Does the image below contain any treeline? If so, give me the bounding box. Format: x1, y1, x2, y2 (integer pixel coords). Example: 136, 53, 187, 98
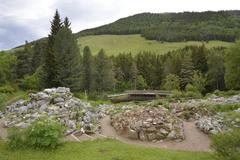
78, 11, 240, 42
1, 10, 240, 97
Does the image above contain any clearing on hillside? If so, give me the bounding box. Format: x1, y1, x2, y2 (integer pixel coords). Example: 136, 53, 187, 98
78, 34, 233, 55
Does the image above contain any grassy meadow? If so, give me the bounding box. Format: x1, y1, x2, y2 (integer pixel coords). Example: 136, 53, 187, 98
78, 34, 233, 55
0, 139, 214, 160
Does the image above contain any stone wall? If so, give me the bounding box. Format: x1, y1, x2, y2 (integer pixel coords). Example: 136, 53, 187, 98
111, 107, 184, 141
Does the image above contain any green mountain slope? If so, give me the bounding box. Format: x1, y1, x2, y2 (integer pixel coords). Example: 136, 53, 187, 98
77, 11, 240, 42
78, 34, 233, 55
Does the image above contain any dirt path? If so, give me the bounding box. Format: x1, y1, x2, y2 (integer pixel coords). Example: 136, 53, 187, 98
0, 119, 7, 140
100, 116, 212, 152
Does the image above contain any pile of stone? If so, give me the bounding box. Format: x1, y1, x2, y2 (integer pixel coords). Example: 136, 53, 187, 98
111, 107, 184, 141
1, 87, 101, 134
195, 115, 228, 134
169, 102, 214, 121
208, 94, 240, 105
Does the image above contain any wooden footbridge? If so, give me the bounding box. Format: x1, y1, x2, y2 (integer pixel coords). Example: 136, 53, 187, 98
108, 90, 172, 103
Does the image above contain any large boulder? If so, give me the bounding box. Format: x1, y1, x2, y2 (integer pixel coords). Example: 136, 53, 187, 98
111, 107, 184, 141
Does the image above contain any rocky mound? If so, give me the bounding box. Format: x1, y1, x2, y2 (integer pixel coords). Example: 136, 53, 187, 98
195, 115, 228, 134
1, 87, 101, 134
169, 102, 214, 121
111, 107, 184, 141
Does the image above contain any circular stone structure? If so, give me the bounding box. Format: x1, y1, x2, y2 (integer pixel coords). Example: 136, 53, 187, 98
111, 107, 184, 141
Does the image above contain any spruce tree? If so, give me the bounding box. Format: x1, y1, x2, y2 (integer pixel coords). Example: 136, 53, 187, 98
31, 40, 47, 72
82, 46, 93, 93
191, 45, 208, 74
15, 41, 33, 79
130, 61, 138, 90
207, 49, 225, 91
225, 41, 240, 90
53, 17, 81, 91
63, 17, 71, 28
180, 54, 194, 90
94, 49, 115, 92
43, 10, 62, 88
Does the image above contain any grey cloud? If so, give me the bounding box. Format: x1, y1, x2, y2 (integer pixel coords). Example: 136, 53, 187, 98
0, 18, 35, 50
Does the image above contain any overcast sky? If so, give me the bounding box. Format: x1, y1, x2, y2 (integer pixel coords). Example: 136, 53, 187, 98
1, 0, 240, 50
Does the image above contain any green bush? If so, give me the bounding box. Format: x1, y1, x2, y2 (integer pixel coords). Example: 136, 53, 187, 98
171, 90, 183, 99
184, 91, 202, 99
213, 90, 239, 97
0, 85, 16, 93
171, 89, 202, 99
7, 128, 26, 150
20, 74, 41, 91
7, 119, 64, 150
208, 104, 240, 112
211, 129, 240, 160
26, 119, 64, 149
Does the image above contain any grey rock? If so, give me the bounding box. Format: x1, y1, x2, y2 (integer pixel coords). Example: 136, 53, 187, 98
147, 133, 156, 141
128, 129, 138, 139
67, 120, 76, 129
19, 106, 28, 114
235, 108, 240, 113
53, 97, 65, 103
56, 87, 70, 93
195, 116, 228, 134
159, 128, 168, 135
39, 104, 47, 112
139, 131, 147, 140
167, 130, 176, 140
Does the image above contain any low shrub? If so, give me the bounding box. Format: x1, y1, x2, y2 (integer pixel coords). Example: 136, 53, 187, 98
213, 90, 239, 97
20, 74, 41, 91
211, 129, 240, 160
208, 104, 240, 112
7, 119, 64, 150
26, 119, 64, 149
7, 128, 26, 150
184, 91, 202, 99
171, 90, 183, 99
0, 85, 16, 93
171, 89, 202, 99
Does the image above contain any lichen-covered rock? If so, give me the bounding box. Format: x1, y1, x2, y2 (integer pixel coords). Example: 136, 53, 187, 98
169, 102, 214, 121
111, 107, 184, 141
195, 115, 228, 134
1, 87, 102, 135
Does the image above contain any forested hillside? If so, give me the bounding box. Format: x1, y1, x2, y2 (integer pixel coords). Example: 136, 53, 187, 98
1, 10, 240, 100
77, 11, 240, 42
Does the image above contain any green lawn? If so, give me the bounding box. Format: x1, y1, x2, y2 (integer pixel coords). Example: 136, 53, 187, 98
0, 139, 213, 160
78, 34, 233, 55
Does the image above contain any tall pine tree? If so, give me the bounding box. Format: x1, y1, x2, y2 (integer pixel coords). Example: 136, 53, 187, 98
43, 10, 62, 88
53, 17, 81, 91
130, 61, 138, 90
82, 46, 93, 93
180, 53, 194, 90
94, 49, 115, 92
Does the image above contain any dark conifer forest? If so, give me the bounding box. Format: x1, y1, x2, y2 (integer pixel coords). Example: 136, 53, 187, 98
78, 11, 240, 42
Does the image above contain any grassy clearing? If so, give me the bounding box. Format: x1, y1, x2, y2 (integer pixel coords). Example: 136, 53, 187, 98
0, 139, 213, 160
78, 34, 233, 55
0, 91, 28, 111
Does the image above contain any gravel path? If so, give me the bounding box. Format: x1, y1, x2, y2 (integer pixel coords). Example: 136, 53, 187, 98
100, 116, 212, 152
